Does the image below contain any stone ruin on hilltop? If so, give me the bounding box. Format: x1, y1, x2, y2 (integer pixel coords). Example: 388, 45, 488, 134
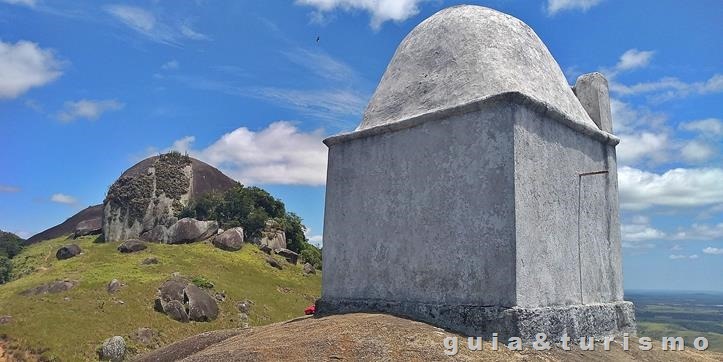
318, 5, 636, 341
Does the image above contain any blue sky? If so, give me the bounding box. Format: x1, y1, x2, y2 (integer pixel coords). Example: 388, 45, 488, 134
0, 0, 721, 291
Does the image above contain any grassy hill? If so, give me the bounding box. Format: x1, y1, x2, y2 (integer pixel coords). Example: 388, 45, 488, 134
0, 235, 321, 360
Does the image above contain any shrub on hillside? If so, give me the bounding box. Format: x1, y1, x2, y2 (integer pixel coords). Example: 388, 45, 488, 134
177, 184, 320, 259
0, 230, 24, 259
0, 256, 11, 284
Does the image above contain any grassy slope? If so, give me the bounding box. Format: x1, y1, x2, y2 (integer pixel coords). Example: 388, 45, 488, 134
0, 235, 321, 360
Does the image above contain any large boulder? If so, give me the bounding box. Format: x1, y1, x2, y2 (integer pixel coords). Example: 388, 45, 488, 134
154, 277, 219, 323
274, 248, 299, 264
56, 244, 81, 260
73, 217, 102, 238
99, 336, 126, 362
185, 284, 220, 322
252, 219, 286, 250
212, 227, 244, 251
103, 153, 236, 242
166, 218, 218, 244
118, 239, 147, 253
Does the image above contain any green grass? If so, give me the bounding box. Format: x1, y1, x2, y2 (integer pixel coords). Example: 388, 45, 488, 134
0, 235, 321, 360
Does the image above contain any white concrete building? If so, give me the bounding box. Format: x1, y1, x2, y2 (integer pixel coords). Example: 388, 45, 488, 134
318, 5, 635, 340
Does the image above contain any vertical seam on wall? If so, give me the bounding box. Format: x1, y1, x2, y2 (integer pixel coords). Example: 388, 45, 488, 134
577, 174, 584, 305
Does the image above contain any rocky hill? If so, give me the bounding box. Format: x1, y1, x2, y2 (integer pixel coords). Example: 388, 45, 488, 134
25, 205, 103, 245
25, 152, 237, 245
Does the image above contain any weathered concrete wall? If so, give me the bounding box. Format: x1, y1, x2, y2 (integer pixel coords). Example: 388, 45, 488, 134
513, 106, 622, 308
322, 106, 518, 307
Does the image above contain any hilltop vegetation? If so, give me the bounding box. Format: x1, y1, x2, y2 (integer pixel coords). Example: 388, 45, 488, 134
0, 235, 321, 360
0, 230, 24, 284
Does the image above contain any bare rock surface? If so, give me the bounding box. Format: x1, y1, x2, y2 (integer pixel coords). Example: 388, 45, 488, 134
135, 313, 723, 361
107, 279, 123, 294
274, 248, 298, 264
20, 280, 78, 296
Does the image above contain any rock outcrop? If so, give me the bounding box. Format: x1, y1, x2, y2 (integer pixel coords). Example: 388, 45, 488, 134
103, 153, 236, 242
212, 227, 244, 251
252, 219, 286, 250
154, 277, 219, 323
20, 280, 78, 296
56, 244, 82, 260
274, 248, 299, 264
73, 217, 102, 238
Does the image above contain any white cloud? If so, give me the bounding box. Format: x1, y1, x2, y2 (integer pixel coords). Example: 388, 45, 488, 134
610, 73, 723, 102
546, 0, 603, 15
1, 0, 36, 7
296, 0, 424, 29
0, 185, 20, 192
680, 140, 716, 163
672, 223, 723, 241
703, 247, 723, 255
57, 99, 124, 122
161, 60, 179, 70
255, 88, 366, 125
50, 193, 76, 205
105, 5, 208, 46
0, 39, 63, 99
621, 223, 666, 242
681, 118, 723, 137
618, 166, 723, 210
615, 49, 655, 72
617, 132, 669, 165
167, 121, 328, 186
669, 254, 698, 260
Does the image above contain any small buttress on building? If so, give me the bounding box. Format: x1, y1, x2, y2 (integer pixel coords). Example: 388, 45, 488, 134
317, 5, 636, 340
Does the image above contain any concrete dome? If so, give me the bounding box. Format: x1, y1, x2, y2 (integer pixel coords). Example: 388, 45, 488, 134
359, 5, 596, 131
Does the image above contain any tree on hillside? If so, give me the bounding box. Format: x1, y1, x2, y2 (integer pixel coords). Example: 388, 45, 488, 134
0, 230, 24, 259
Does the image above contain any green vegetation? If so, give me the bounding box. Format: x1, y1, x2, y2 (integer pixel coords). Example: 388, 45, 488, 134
0, 235, 321, 360
178, 184, 321, 260
0, 230, 24, 259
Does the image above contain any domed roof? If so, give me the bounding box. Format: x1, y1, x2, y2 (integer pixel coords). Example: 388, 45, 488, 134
358, 5, 596, 131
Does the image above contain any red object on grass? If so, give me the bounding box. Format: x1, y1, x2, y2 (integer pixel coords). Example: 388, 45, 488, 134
304, 305, 316, 315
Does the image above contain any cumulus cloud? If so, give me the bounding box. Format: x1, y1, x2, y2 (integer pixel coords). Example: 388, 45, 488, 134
621, 215, 664, 249
546, 0, 603, 15
295, 0, 425, 29
0, 185, 21, 193
703, 247, 723, 255
681, 118, 723, 137
615, 49, 655, 72
618, 166, 723, 210
611, 73, 723, 102
672, 223, 723, 241
680, 140, 716, 163
105, 5, 208, 46
167, 121, 328, 186
57, 99, 124, 122
0, 39, 63, 99
50, 193, 76, 205
617, 132, 670, 165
